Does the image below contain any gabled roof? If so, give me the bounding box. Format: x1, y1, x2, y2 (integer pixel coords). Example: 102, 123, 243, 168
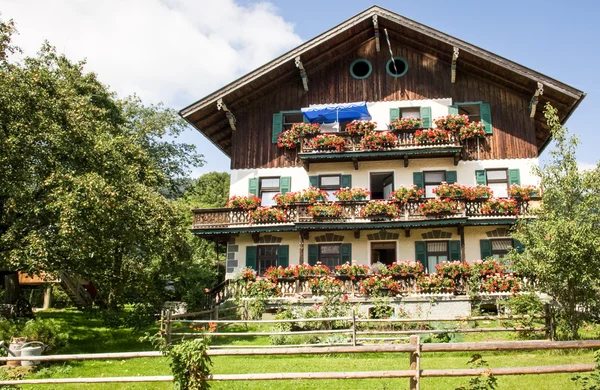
180, 5, 585, 157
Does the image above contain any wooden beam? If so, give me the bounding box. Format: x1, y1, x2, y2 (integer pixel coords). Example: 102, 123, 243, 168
217, 98, 236, 131
299, 231, 305, 265
252, 232, 260, 243
405, 229, 410, 238
353, 230, 360, 239
458, 226, 466, 262
530, 82, 544, 118
302, 160, 310, 171
294, 56, 309, 92
451, 47, 459, 84
403, 155, 409, 168
454, 153, 460, 166
352, 158, 359, 170
373, 15, 380, 52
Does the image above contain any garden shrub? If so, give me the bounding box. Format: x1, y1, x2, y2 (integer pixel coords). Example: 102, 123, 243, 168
21, 319, 69, 354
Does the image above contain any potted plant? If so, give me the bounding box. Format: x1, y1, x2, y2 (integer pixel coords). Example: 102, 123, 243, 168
296, 187, 329, 204
458, 121, 486, 140
308, 202, 343, 218
273, 192, 298, 208
345, 120, 377, 136
334, 187, 370, 202
249, 207, 288, 224
360, 131, 397, 150
462, 185, 493, 200
309, 134, 346, 151
388, 185, 424, 203
225, 195, 262, 210
416, 274, 455, 294
389, 117, 423, 131
432, 183, 467, 199
433, 114, 470, 131
414, 128, 452, 144
387, 260, 424, 278
508, 184, 541, 200
360, 200, 399, 219
480, 198, 519, 215
418, 198, 459, 216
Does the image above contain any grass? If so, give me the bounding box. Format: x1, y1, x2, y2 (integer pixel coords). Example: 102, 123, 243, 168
5, 309, 599, 389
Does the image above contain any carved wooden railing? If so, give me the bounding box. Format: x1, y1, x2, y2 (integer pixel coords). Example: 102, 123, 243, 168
299, 129, 461, 154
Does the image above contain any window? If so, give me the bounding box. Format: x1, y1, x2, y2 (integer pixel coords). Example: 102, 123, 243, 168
426, 241, 449, 273
350, 59, 372, 79
319, 244, 342, 268
386, 56, 408, 77
371, 242, 396, 266
491, 239, 514, 260
257, 245, 278, 275
401, 107, 420, 119
321, 120, 351, 133
282, 112, 304, 131
424, 171, 446, 198
319, 175, 341, 201
370, 172, 394, 200
456, 104, 481, 122
452, 102, 492, 134
390, 107, 431, 128
486, 169, 508, 198
260, 177, 280, 206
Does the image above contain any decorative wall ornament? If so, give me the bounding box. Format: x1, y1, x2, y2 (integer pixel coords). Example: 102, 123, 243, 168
315, 233, 345, 242
367, 230, 400, 241
486, 228, 510, 238
421, 230, 453, 239
257, 234, 283, 244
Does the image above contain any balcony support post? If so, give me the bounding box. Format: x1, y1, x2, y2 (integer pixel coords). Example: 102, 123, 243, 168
404, 155, 409, 168
458, 225, 466, 261
298, 231, 308, 265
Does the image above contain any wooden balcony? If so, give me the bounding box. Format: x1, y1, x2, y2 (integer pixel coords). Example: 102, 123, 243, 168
191, 199, 537, 234
298, 130, 465, 170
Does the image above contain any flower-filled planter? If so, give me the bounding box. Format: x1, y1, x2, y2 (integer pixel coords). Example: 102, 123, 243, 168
345, 120, 377, 136
311, 262, 331, 276
334, 187, 370, 202
388, 185, 424, 203
360, 201, 399, 219
263, 266, 294, 281
308, 203, 343, 218
309, 276, 343, 295
246, 278, 281, 298
433, 183, 467, 199
309, 134, 346, 151
335, 262, 369, 279
508, 184, 540, 200
414, 128, 452, 144
273, 192, 298, 208
435, 261, 471, 280
387, 261, 424, 278
433, 114, 470, 132
389, 117, 423, 131
463, 185, 493, 200
359, 276, 402, 296
416, 274, 455, 294
471, 259, 505, 277
418, 198, 459, 216
277, 123, 321, 149
480, 198, 518, 215
288, 264, 313, 278
226, 195, 262, 210
296, 187, 329, 204
249, 207, 288, 224
458, 121, 486, 140
360, 131, 397, 150
480, 273, 521, 294
234, 267, 257, 283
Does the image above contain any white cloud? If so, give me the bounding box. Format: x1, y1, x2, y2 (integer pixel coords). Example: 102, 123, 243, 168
578, 161, 597, 172
1, 0, 302, 107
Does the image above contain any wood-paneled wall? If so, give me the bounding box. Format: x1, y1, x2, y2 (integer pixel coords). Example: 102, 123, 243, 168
231, 39, 538, 170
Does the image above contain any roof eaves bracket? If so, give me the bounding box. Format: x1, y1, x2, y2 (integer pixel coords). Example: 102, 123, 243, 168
451, 47, 459, 84
373, 15, 380, 52
529, 82, 544, 118
295, 56, 309, 92
217, 98, 236, 131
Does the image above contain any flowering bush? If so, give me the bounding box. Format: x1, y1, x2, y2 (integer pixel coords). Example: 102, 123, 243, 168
345, 120, 377, 136
359, 276, 402, 296
312, 262, 331, 276
296, 187, 329, 204
249, 207, 288, 223
360, 131, 397, 150
480, 273, 521, 293
435, 261, 471, 280
416, 274, 455, 294
335, 262, 369, 279
226, 195, 262, 210
463, 185, 493, 200
388, 185, 424, 203
508, 184, 541, 200
309, 134, 346, 151
418, 198, 458, 216
433, 183, 467, 199
387, 261, 424, 278
233, 267, 257, 282
459, 121, 486, 140
433, 114, 470, 131
309, 276, 344, 295
471, 259, 505, 276
334, 187, 370, 201
277, 123, 321, 149
246, 278, 281, 297
414, 128, 452, 144
481, 198, 519, 215
360, 200, 399, 218
308, 203, 343, 218
288, 264, 313, 278
263, 266, 295, 280
273, 192, 298, 208
389, 117, 423, 131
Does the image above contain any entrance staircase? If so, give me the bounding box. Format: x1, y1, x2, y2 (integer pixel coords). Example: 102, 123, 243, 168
59, 271, 102, 309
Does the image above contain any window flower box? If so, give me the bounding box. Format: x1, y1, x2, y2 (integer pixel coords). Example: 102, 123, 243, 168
225, 195, 262, 210
480, 273, 521, 294
387, 260, 424, 278
309, 134, 346, 151
435, 261, 471, 280
480, 198, 519, 215
432, 183, 467, 199
273, 192, 298, 208
345, 120, 377, 136
508, 184, 541, 200
249, 207, 288, 224
414, 128, 452, 144
360, 131, 397, 150
433, 114, 470, 132
296, 187, 329, 204
277, 123, 321, 149
359, 276, 402, 296
308, 276, 343, 296
308, 203, 343, 218
335, 262, 369, 279
463, 185, 493, 200
388, 185, 424, 203
360, 201, 399, 219
418, 198, 459, 216
416, 274, 455, 294
458, 121, 486, 140
389, 117, 423, 131
471, 259, 505, 277
334, 187, 370, 202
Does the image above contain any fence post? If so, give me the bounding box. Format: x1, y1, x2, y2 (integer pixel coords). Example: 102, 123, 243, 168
165, 310, 172, 344
544, 304, 555, 340
409, 335, 421, 390
351, 311, 357, 346
159, 309, 164, 333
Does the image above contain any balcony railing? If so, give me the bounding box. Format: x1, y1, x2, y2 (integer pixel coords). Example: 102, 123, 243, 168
192, 199, 538, 230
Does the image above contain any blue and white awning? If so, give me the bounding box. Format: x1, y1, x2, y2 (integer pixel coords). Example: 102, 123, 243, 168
301, 101, 371, 124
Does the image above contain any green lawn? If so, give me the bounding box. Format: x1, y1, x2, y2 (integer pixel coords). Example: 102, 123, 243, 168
7, 310, 599, 389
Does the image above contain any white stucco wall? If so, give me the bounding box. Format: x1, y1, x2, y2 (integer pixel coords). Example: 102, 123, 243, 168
365, 98, 452, 130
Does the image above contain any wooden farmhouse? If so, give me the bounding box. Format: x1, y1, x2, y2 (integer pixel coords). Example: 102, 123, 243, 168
181, 6, 584, 285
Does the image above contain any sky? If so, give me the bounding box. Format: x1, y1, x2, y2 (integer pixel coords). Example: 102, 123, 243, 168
2, 0, 599, 175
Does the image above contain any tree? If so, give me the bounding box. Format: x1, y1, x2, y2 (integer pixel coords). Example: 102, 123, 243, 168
512, 103, 600, 339
184, 172, 230, 209
0, 18, 204, 307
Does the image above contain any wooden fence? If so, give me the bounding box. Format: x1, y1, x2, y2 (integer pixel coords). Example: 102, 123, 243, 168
0, 339, 599, 387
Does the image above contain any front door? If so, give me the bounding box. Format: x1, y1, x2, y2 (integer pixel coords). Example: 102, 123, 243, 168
371, 242, 397, 265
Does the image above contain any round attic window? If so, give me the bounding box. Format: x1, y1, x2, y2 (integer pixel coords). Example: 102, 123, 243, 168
386, 57, 408, 77
350, 59, 372, 79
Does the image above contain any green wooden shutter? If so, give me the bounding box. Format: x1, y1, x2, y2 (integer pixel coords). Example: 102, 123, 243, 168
341, 244, 352, 264
420, 106, 432, 128
308, 176, 319, 188
277, 245, 289, 268
415, 242, 426, 268
272, 113, 283, 143
475, 170, 487, 186
308, 244, 318, 266
514, 239, 525, 254
413, 172, 424, 190
448, 105, 459, 115
508, 169, 521, 186
446, 170, 457, 184
248, 178, 259, 196
449, 240, 461, 261
480, 103, 492, 134
480, 240, 492, 259
280, 177, 291, 194
341, 175, 352, 188
246, 246, 257, 270
390, 107, 400, 122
